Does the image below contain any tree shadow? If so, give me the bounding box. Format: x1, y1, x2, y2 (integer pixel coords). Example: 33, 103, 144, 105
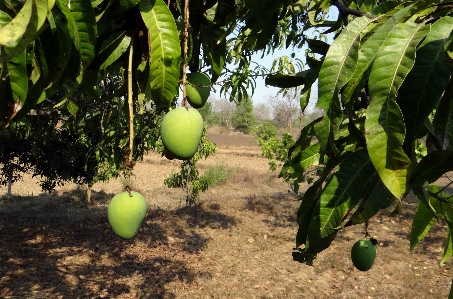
243, 192, 299, 228
0, 189, 236, 298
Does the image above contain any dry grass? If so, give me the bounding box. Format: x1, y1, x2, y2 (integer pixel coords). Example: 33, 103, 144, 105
0, 129, 452, 298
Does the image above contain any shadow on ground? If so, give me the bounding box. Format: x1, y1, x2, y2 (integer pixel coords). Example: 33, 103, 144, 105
243, 192, 299, 228
0, 189, 236, 298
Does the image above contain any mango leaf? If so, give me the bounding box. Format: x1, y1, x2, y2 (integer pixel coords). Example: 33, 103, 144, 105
316, 16, 377, 153
410, 150, 453, 187
295, 153, 347, 247
398, 17, 453, 154
350, 173, 393, 224
410, 196, 441, 251
306, 38, 330, 55
342, 5, 414, 103
140, 0, 181, 107
433, 75, 453, 148
58, 0, 97, 70
0, 0, 33, 46
89, 31, 131, 69
109, 0, 142, 16
4, 49, 28, 104
442, 226, 453, 266
305, 149, 376, 254
201, 25, 226, 83
265, 69, 318, 88
365, 21, 429, 199
43, 10, 74, 93
0, 0, 48, 62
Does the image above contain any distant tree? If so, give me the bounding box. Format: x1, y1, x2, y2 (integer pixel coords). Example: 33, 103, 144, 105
268, 92, 300, 130
232, 98, 255, 134
211, 98, 235, 127
253, 102, 272, 123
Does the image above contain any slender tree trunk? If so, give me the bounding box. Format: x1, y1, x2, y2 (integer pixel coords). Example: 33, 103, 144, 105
7, 173, 12, 196
86, 184, 92, 203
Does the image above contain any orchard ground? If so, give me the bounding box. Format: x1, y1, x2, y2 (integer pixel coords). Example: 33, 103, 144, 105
0, 126, 452, 298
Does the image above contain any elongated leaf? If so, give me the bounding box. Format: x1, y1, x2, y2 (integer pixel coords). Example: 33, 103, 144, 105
433, 75, 453, 148
58, 0, 97, 70
410, 197, 441, 251
265, 69, 318, 88
306, 149, 376, 254
5, 49, 28, 104
296, 152, 351, 248
316, 16, 377, 152
342, 5, 413, 103
140, 0, 181, 107
0, 0, 48, 62
441, 225, 453, 266
99, 35, 131, 69
0, 0, 33, 46
351, 173, 393, 224
410, 150, 453, 187
44, 10, 74, 92
317, 16, 376, 111
201, 25, 226, 83
365, 21, 429, 199
398, 17, 453, 154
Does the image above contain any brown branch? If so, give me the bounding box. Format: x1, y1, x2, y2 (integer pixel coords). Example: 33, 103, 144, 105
331, 0, 374, 21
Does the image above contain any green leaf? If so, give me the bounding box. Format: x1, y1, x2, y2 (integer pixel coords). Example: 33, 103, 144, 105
317, 16, 376, 111
305, 149, 376, 254
140, 0, 181, 107
58, 0, 97, 70
110, 0, 142, 16
4, 49, 28, 104
201, 25, 226, 83
43, 10, 74, 92
410, 197, 441, 252
0, 0, 48, 62
89, 31, 131, 69
265, 69, 318, 88
342, 5, 414, 103
441, 225, 453, 266
433, 75, 453, 148
350, 173, 393, 224
306, 38, 330, 55
0, 0, 33, 46
365, 21, 429, 199
398, 17, 453, 153
316, 16, 377, 152
410, 150, 453, 187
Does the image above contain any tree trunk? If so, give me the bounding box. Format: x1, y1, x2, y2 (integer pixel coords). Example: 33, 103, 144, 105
7, 173, 12, 196
86, 184, 92, 203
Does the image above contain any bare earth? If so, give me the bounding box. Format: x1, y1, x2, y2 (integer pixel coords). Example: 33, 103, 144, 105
0, 127, 452, 298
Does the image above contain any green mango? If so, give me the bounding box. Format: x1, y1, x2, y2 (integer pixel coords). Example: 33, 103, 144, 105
186, 72, 211, 108
351, 238, 378, 271
108, 191, 147, 239
160, 107, 204, 160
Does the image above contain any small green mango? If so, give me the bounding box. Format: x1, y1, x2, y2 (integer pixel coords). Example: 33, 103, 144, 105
186, 72, 211, 108
351, 238, 377, 271
108, 191, 147, 239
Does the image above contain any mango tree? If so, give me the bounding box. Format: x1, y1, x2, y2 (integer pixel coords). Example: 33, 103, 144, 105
1, 0, 453, 294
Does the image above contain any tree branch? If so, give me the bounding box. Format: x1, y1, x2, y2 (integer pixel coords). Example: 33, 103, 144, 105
331, 0, 374, 21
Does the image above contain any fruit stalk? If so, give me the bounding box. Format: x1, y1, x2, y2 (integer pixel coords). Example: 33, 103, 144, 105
128, 37, 134, 163
181, 0, 190, 107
